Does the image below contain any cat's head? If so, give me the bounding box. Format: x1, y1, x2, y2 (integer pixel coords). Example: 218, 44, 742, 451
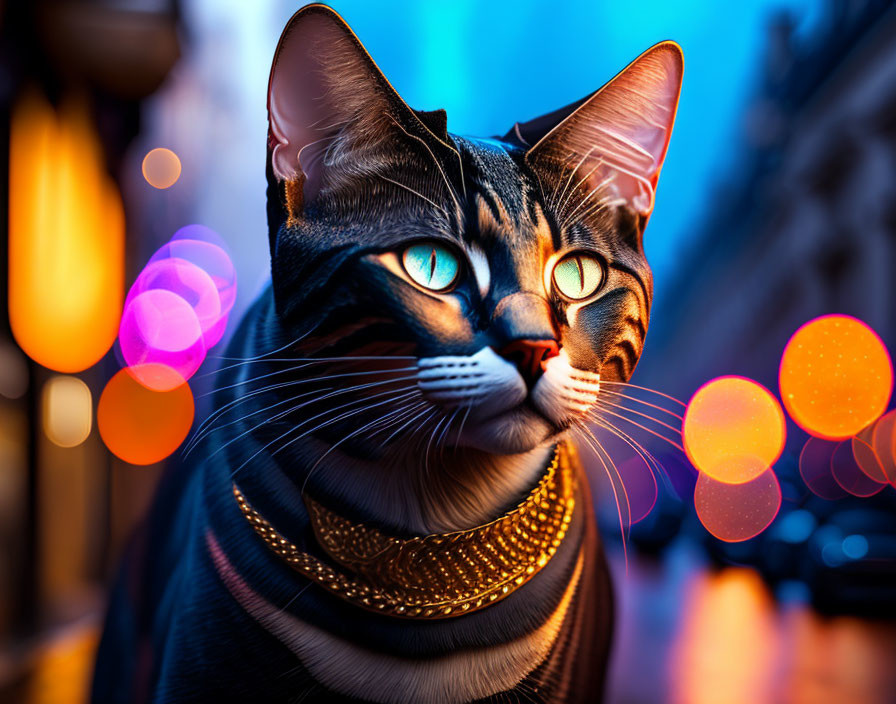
263, 5, 681, 456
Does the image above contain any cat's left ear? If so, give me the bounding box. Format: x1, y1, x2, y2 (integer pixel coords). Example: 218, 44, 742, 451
266, 5, 459, 220
512, 42, 683, 219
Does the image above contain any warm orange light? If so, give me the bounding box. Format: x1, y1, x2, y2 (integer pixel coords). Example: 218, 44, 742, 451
683, 376, 786, 484
872, 410, 896, 486
42, 375, 92, 448
694, 469, 782, 542
142, 147, 181, 189
97, 365, 194, 465
780, 315, 892, 440
9, 92, 124, 373
671, 569, 777, 704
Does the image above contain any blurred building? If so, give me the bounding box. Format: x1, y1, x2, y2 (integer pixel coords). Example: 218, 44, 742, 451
639, 0, 896, 398
0, 0, 180, 697
629, 0, 896, 612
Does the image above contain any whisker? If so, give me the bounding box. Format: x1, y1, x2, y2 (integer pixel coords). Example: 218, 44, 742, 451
598, 380, 687, 408
376, 175, 451, 219
204, 355, 416, 383
183, 385, 334, 456
577, 424, 632, 530
573, 426, 630, 569
594, 398, 682, 437
385, 114, 464, 220
550, 145, 599, 212
377, 404, 438, 448
555, 154, 605, 220
368, 401, 430, 443
195, 384, 416, 463
300, 400, 423, 496
190, 378, 320, 446
200, 365, 418, 398
598, 388, 684, 420
424, 411, 450, 481
411, 408, 443, 461
574, 194, 625, 226
588, 416, 676, 498
453, 402, 473, 452
200, 355, 417, 381
559, 169, 613, 228
590, 406, 684, 452
207, 328, 318, 363
187, 373, 420, 453
436, 407, 460, 465
230, 389, 420, 480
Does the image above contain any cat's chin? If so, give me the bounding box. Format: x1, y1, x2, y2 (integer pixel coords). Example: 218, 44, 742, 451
455, 405, 558, 454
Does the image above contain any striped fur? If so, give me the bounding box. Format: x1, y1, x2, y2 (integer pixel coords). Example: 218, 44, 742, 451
93, 5, 681, 702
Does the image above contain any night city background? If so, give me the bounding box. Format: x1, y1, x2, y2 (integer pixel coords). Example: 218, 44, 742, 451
1, 1, 895, 702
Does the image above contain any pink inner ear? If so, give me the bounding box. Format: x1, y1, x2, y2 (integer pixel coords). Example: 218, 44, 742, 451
587, 44, 682, 212
268, 14, 344, 183
531, 42, 683, 215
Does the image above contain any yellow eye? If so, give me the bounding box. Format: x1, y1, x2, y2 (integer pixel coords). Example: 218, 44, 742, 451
402, 242, 459, 291
552, 252, 603, 300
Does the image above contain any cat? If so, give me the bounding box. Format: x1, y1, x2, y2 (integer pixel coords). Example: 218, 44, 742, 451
92, 4, 682, 703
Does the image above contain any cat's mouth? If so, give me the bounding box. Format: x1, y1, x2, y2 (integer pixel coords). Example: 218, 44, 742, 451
457, 401, 561, 454
418, 347, 600, 454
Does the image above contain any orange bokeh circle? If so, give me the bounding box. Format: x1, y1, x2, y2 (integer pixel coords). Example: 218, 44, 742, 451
142, 147, 181, 189
780, 315, 892, 440
683, 376, 786, 484
694, 469, 782, 542
98, 364, 194, 465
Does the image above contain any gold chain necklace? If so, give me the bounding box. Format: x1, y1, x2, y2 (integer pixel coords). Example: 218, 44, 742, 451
233, 442, 577, 619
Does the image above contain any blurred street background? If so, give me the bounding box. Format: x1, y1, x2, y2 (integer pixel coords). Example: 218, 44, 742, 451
1, 1, 895, 702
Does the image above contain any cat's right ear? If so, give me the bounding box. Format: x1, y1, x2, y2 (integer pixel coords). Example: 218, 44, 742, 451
267, 4, 458, 221
508, 42, 683, 221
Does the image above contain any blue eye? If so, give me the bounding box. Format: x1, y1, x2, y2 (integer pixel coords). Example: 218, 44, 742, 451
402, 242, 460, 291
552, 252, 603, 300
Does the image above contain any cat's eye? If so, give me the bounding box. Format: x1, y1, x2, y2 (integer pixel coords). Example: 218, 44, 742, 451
402, 242, 460, 292
552, 252, 604, 300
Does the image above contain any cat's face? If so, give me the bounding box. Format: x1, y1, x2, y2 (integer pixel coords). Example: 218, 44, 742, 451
264, 6, 681, 457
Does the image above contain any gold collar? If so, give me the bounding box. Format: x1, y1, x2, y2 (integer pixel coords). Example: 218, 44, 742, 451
233, 442, 577, 619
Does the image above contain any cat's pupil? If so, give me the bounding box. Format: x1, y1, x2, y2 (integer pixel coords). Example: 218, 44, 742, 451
428, 249, 437, 283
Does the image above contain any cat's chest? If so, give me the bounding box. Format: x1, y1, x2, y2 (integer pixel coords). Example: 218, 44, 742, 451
208, 524, 587, 704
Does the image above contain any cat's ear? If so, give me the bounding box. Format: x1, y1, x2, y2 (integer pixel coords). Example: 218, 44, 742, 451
267, 5, 457, 216
515, 42, 683, 218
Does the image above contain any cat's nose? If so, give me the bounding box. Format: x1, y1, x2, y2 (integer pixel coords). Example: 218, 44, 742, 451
498, 339, 560, 387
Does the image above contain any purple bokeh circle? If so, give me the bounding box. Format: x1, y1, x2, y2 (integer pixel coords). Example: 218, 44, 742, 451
125, 257, 222, 346
119, 289, 206, 385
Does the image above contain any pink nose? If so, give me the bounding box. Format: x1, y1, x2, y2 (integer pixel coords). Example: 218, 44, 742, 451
498, 339, 560, 386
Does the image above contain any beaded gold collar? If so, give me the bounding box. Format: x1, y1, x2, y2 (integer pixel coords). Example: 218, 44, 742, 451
233, 442, 577, 619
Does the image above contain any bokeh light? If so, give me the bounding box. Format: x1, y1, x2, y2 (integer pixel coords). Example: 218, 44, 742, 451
799, 437, 848, 500
119, 290, 206, 390
850, 433, 888, 485
683, 376, 786, 484
830, 439, 885, 498
98, 365, 194, 465
780, 315, 892, 440
9, 92, 124, 372
694, 469, 782, 542
870, 410, 896, 486
148, 238, 236, 348
42, 376, 92, 448
171, 223, 230, 250
842, 534, 869, 560
117, 228, 237, 389
125, 258, 222, 346
142, 147, 181, 189
616, 454, 659, 525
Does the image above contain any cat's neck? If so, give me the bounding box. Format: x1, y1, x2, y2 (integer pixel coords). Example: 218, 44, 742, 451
291, 437, 555, 534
